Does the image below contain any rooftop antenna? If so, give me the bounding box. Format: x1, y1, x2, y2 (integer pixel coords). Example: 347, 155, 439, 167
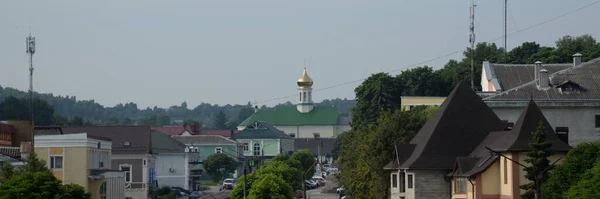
470, 0, 476, 91
504, 0, 507, 62
26, 33, 36, 123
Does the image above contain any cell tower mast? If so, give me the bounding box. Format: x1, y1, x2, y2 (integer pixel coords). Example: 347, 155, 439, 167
470, 1, 476, 91
26, 33, 36, 123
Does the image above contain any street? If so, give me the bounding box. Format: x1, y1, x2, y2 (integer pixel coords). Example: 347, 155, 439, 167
306, 187, 339, 199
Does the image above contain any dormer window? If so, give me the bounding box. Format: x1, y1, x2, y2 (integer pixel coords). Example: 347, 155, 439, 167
313, 133, 320, 138
289, 133, 296, 138
556, 80, 584, 93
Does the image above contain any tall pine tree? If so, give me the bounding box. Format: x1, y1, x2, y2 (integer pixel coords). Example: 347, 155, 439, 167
521, 121, 554, 199
213, 110, 228, 130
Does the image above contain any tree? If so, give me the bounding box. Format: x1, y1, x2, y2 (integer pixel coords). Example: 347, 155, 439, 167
0, 172, 91, 199
247, 173, 294, 199
565, 159, 600, 199
0, 96, 56, 126
257, 161, 302, 190
521, 121, 555, 199
0, 162, 14, 182
69, 116, 84, 126
53, 114, 69, 126
203, 153, 238, 182
121, 117, 133, 125
397, 66, 445, 96
351, 73, 401, 129
290, 150, 316, 178
213, 110, 228, 130
231, 172, 258, 199
543, 142, 600, 199
19, 152, 50, 174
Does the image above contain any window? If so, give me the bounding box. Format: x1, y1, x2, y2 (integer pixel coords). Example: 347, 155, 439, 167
289, 133, 296, 138
313, 133, 320, 138
303, 92, 307, 102
50, 156, 63, 169
299, 92, 302, 101
407, 174, 413, 189
99, 182, 107, 199
120, 165, 132, 183
253, 143, 261, 156
504, 157, 508, 184
455, 177, 467, 193
243, 143, 249, 151
596, 115, 600, 128
143, 159, 147, 166
399, 172, 406, 192
215, 147, 223, 153
308, 92, 311, 101
392, 174, 398, 188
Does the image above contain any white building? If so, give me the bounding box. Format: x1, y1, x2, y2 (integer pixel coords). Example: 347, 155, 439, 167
237, 67, 351, 138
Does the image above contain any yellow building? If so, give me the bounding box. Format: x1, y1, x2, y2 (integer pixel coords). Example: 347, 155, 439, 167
449, 100, 571, 199
400, 96, 446, 111
35, 133, 125, 199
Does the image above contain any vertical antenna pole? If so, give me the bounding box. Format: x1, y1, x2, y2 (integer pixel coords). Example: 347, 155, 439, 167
26, 34, 36, 124
470, 1, 476, 91
504, 0, 507, 62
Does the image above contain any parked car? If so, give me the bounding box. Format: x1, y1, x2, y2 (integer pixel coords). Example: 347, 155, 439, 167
170, 189, 185, 197
170, 186, 191, 196
188, 191, 204, 199
312, 176, 326, 186
305, 180, 319, 189
223, 178, 236, 190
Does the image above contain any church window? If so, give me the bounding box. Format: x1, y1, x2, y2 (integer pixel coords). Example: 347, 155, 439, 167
299, 92, 302, 101
308, 92, 311, 101
303, 92, 307, 102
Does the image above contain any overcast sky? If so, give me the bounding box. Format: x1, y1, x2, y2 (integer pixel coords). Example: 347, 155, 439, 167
1, 0, 599, 108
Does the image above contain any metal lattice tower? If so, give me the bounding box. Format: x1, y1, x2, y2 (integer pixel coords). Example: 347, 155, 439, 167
470, 1, 476, 91
26, 34, 36, 123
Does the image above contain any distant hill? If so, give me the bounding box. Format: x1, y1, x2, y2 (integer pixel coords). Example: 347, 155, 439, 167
0, 85, 355, 128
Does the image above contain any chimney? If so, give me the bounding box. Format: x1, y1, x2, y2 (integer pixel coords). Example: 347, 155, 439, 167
538, 69, 550, 89
192, 122, 199, 133
230, 129, 235, 139
555, 127, 569, 144
534, 61, 542, 82
20, 142, 31, 160
573, 53, 582, 67
254, 105, 259, 113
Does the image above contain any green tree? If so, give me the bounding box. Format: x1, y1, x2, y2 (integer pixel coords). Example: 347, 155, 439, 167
0, 162, 14, 182
0, 172, 91, 199
213, 110, 228, 130
397, 66, 445, 96
0, 96, 56, 126
69, 116, 84, 126
231, 172, 258, 199
247, 173, 294, 199
203, 153, 238, 182
53, 114, 69, 126
290, 150, 316, 179
543, 142, 600, 199
565, 159, 600, 199
521, 121, 555, 199
19, 152, 50, 174
257, 161, 302, 190
106, 116, 119, 125
351, 73, 401, 129
121, 117, 133, 125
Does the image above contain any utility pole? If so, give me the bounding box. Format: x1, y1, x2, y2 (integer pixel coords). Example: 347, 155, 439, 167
26, 34, 36, 123
469, 0, 476, 91
504, 0, 508, 62
243, 160, 247, 199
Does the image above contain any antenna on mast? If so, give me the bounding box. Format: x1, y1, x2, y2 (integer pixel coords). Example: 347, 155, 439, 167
26, 33, 36, 123
470, 0, 476, 91
504, 0, 508, 62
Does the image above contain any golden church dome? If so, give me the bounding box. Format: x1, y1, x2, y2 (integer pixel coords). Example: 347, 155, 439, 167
297, 67, 313, 88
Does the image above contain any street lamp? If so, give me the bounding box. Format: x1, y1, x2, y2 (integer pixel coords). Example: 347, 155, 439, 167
484, 146, 561, 199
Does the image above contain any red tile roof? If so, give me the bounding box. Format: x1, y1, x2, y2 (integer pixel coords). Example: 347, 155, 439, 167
193, 130, 238, 137
152, 126, 187, 136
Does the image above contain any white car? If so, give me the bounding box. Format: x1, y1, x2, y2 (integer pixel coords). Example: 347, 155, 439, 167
222, 178, 235, 190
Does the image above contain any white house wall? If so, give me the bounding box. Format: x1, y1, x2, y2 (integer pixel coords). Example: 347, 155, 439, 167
275, 125, 336, 138
154, 153, 188, 189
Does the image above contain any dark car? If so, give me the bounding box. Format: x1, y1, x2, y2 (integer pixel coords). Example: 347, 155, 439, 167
188, 191, 204, 199
170, 186, 191, 196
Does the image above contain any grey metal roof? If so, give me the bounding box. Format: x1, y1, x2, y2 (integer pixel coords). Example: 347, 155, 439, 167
488, 62, 571, 91
61, 126, 152, 154
171, 135, 238, 145
485, 57, 600, 100
151, 131, 186, 154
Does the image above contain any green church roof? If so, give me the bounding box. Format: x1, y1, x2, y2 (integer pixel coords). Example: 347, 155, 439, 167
238, 106, 338, 126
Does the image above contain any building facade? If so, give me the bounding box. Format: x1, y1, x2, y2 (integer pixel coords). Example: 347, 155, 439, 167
400, 96, 446, 111
61, 126, 155, 199
151, 131, 190, 189
481, 53, 600, 146
34, 133, 125, 199
233, 121, 294, 169
237, 68, 350, 138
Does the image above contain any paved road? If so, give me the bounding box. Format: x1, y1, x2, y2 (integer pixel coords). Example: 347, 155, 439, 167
306, 187, 339, 199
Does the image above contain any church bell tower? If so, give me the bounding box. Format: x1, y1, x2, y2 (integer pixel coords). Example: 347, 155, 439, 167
297, 67, 314, 113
